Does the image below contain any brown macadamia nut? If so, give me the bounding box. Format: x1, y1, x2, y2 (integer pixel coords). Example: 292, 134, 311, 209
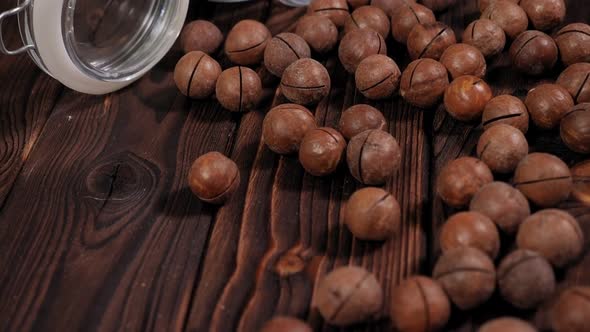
437, 157, 494, 207
299, 127, 346, 176
561, 103, 590, 154
174, 51, 221, 99
216, 66, 262, 112
509, 30, 558, 75
315, 266, 383, 326
478, 317, 537, 332
339, 28, 387, 73
525, 84, 573, 129
344, 187, 401, 241
514, 153, 573, 207
391, 3, 436, 44
420, 0, 457, 12
281, 59, 331, 105
224, 20, 271, 65
440, 43, 487, 79
556, 63, 590, 104
517, 209, 584, 268
571, 160, 590, 205
260, 317, 312, 332
262, 104, 317, 154
264, 33, 311, 78
462, 19, 506, 58
295, 15, 339, 54
440, 211, 500, 259
188, 152, 240, 204
308, 0, 350, 27
551, 286, 590, 332
470, 182, 531, 234
555, 23, 590, 66
482, 95, 530, 134
477, 124, 528, 174
400, 58, 449, 108
344, 5, 390, 38
391, 276, 451, 332
347, 129, 402, 185
520, 0, 566, 31
355, 55, 401, 100
179, 20, 223, 55
371, 0, 416, 16
481, 1, 528, 39
497, 249, 555, 309
339, 104, 387, 140
433, 247, 496, 310
444, 75, 493, 122
407, 22, 457, 60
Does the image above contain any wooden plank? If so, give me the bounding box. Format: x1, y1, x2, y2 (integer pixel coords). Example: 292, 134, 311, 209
430, 1, 590, 330
0, 0, 63, 207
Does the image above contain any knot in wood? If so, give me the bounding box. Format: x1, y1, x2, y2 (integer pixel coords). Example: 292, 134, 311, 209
275, 253, 305, 277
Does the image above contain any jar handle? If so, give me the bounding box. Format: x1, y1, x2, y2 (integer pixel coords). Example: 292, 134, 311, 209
0, 0, 35, 55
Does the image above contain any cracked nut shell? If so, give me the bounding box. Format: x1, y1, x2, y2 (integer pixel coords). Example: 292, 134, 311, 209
344, 5, 390, 38
339, 28, 387, 73
299, 127, 346, 176
482, 95, 529, 134
307, 0, 350, 27
355, 54, 401, 100
462, 19, 506, 58
346, 129, 402, 185
509, 30, 558, 75
188, 152, 240, 204
525, 84, 573, 129
400, 58, 449, 108
281, 59, 331, 105
224, 19, 271, 65
174, 51, 221, 99
560, 103, 590, 154
344, 187, 401, 241
264, 33, 311, 78
216, 66, 262, 112
444, 75, 493, 122
391, 3, 435, 44
477, 124, 528, 174
407, 22, 457, 60
556, 62, 590, 104
555, 23, 590, 66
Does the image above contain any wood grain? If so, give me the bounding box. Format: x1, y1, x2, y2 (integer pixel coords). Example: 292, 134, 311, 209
0, 0, 588, 331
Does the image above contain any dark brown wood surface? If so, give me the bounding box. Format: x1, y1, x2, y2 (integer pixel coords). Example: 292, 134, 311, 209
0, 0, 589, 331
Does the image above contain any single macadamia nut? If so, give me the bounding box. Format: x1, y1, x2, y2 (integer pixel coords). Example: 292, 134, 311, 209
260, 317, 312, 332
299, 127, 346, 176
391, 3, 436, 44
264, 33, 311, 78
263, 104, 317, 154
174, 51, 221, 99
514, 153, 573, 207
477, 124, 528, 174
391, 276, 451, 332
525, 84, 574, 129
308, 0, 350, 27
509, 30, 558, 75
470, 182, 530, 234
295, 15, 339, 54
407, 22, 457, 60
551, 286, 590, 332
224, 19, 271, 65
281, 59, 331, 105
355, 54, 401, 100
179, 20, 223, 55
520, 0, 566, 31
478, 317, 537, 332
482, 95, 530, 134
437, 157, 493, 207
216, 66, 262, 112
517, 209, 584, 268
315, 266, 383, 326
344, 5, 390, 38
561, 104, 590, 154
497, 249, 555, 309
555, 23, 590, 66
344, 187, 401, 241
347, 129, 402, 185
433, 247, 496, 310
339, 104, 387, 140
462, 19, 506, 58
339, 28, 387, 73
556, 63, 590, 104
481, 0, 528, 39
188, 152, 240, 204
444, 75, 493, 122
400, 59, 449, 108
440, 211, 500, 259
440, 43, 487, 79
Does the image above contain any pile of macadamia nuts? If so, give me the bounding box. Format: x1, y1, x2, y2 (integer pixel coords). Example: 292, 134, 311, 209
173, 0, 590, 330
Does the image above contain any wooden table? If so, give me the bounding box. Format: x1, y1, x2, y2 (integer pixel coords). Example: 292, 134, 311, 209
0, 0, 589, 331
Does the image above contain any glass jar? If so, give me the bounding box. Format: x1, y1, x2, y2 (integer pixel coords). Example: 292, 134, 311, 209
1, 0, 308, 95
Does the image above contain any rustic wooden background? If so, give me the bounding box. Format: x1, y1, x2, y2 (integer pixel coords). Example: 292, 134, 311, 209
0, 0, 589, 331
